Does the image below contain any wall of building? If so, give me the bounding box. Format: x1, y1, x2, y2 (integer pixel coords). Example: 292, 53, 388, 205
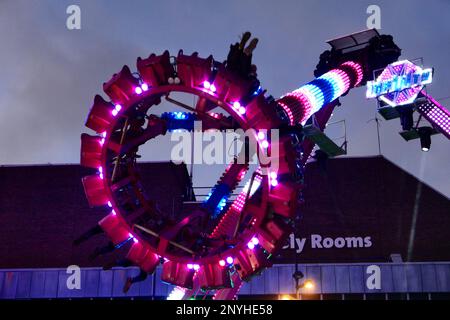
1, 262, 449, 299
275, 156, 450, 263
0, 162, 193, 268
0, 156, 449, 269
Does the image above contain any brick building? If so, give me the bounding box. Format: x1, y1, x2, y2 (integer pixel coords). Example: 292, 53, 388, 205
0, 156, 449, 299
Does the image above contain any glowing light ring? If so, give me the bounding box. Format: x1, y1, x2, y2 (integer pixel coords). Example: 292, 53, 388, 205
279, 91, 313, 124
341, 61, 364, 86
97, 84, 267, 264
278, 101, 295, 125
81, 50, 300, 295
292, 91, 313, 124
299, 84, 325, 114
321, 69, 351, 100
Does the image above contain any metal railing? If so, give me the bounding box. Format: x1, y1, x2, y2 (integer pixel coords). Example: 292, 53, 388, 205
1, 262, 449, 299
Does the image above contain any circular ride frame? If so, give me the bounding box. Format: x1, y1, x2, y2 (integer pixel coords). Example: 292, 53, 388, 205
80, 51, 301, 292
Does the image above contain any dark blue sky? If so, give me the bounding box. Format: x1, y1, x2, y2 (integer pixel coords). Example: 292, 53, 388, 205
0, 0, 449, 197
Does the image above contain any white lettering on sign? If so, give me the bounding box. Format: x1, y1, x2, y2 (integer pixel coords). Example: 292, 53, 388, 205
283, 234, 373, 254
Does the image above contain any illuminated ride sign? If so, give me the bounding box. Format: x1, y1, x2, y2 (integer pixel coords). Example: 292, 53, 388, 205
366, 60, 433, 107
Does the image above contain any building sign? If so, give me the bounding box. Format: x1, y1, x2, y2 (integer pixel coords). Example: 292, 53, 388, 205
274, 232, 377, 264
282, 233, 373, 254
366, 60, 433, 107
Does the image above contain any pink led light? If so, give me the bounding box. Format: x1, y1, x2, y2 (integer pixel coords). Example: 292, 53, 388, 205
141, 83, 149, 91
100, 138, 105, 145
112, 209, 116, 216
233, 101, 241, 109
107, 201, 112, 207
210, 84, 217, 93
187, 264, 194, 269
211, 171, 263, 239
257, 131, 265, 140
112, 104, 122, 117
229, 172, 263, 212
270, 171, 278, 187
238, 107, 246, 115
335, 69, 351, 92
251, 237, 259, 245
261, 140, 269, 149
203, 81, 211, 89
296, 92, 313, 124
101, 131, 107, 138
231, 193, 247, 211
290, 89, 315, 124
135, 87, 143, 94
247, 242, 255, 250
238, 169, 247, 180
193, 264, 200, 271
341, 61, 364, 86
219, 260, 226, 267
226, 256, 233, 264
277, 101, 295, 125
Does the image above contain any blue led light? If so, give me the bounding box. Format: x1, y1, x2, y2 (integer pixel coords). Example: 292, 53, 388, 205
202, 184, 230, 217
173, 111, 187, 119
319, 75, 341, 102
309, 78, 335, 105
214, 195, 229, 215
115, 236, 134, 249
218, 197, 227, 208
161, 112, 195, 131
252, 85, 263, 96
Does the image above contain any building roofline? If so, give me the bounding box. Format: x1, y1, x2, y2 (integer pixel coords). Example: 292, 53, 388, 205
1, 156, 448, 199
307, 154, 450, 200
